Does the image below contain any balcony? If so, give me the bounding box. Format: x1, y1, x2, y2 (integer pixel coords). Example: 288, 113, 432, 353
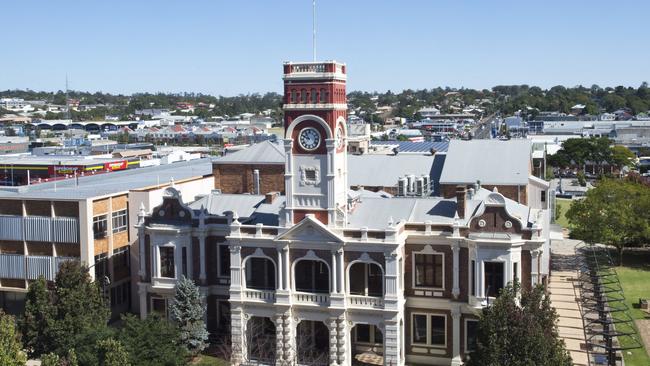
0, 254, 77, 282
347, 295, 384, 309
292, 292, 330, 306
0, 215, 79, 243
243, 289, 276, 303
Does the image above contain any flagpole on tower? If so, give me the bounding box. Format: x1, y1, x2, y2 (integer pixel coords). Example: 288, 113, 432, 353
312, 0, 316, 61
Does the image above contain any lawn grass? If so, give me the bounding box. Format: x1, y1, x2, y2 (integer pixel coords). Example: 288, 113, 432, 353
614, 257, 650, 366
554, 198, 573, 228
192, 354, 230, 366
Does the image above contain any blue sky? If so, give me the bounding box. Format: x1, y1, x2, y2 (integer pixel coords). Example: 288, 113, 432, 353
1, 0, 648, 95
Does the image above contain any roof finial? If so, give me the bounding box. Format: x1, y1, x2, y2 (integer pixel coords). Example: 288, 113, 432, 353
170, 177, 175, 187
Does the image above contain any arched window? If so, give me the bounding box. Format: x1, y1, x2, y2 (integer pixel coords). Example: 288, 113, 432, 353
320, 88, 327, 103
245, 257, 276, 290
349, 262, 383, 296
290, 89, 297, 103
300, 89, 307, 103
294, 259, 329, 293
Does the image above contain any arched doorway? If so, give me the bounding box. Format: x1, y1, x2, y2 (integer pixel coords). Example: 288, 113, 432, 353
295, 320, 329, 365
247, 316, 276, 363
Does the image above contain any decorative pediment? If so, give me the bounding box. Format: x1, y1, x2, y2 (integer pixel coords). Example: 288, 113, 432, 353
148, 188, 194, 225
276, 214, 343, 243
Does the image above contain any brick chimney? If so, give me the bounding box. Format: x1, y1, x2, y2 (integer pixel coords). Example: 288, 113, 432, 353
265, 191, 280, 204
455, 185, 467, 219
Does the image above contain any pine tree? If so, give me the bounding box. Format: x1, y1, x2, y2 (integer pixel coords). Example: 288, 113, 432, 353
169, 276, 209, 356
0, 310, 27, 366
21, 276, 53, 357
467, 282, 572, 366
97, 338, 130, 366
117, 314, 188, 366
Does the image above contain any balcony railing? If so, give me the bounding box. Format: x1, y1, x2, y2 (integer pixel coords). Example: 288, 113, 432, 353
292, 292, 330, 306
0, 254, 77, 281
291, 63, 326, 73
243, 289, 276, 303
0, 215, 79, 243
347, 295, 384, 309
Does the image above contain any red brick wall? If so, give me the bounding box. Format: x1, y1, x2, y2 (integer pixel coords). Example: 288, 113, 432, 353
404, 244, 453, 299
213, 164, 284, 195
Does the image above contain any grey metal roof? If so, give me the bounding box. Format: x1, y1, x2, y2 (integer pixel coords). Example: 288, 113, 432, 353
439, 140, 531, 185
214, 141, 285, 164
370, 141, 449, 153
189, 192, 285, 226
347, 196, 456, 230
0, 159, 212, 200
348, 154, 441, 188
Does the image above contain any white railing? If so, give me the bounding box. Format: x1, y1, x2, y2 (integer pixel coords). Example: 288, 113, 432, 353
293, 292, 330, 306
347, 295, 384, 309
0, 254, 25, 279
243, 289, 276, 303
26, 256, 54, 281
291, 63, 326, 73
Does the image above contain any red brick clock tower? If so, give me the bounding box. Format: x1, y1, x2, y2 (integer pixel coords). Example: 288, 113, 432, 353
282, 61, 348, 227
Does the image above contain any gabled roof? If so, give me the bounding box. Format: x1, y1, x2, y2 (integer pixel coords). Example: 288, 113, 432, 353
215, 141, 285, 164
440, 140, 531, 185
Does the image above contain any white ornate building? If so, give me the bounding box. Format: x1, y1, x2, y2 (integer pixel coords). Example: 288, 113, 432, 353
136, 60, 551, 366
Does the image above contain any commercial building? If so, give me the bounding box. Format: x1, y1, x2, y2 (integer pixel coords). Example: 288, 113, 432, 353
137, 60, 551, 366
0, 159, 213, 318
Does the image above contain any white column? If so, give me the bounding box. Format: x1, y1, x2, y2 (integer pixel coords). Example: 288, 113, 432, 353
284, 246, 290, 291
383, 321, 399, 366
138, 283, 147, 319
337, 249, 344, 294
329, 317, 340, 366
531, 249, 540, 287
274, 314, 285, 366
336, 315, 347, 366
277, 248, 284, 290
199, 233, 206, 284
451, 305, 462, 366
331, 251, 338, 293
452, 241, 460, 299
138, 227, 146, 278
230, 306, 245, 365
384, 252, 398, 308
229, 245, 243, 301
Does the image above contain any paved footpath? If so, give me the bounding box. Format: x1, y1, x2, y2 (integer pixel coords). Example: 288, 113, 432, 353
549, 231, 590, 366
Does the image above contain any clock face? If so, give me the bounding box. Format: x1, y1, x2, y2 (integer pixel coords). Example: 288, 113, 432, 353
299, 127, 321, 151
336, 126, 344, 149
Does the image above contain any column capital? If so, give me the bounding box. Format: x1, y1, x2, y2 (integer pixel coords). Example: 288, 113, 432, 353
230, 245, 241, 254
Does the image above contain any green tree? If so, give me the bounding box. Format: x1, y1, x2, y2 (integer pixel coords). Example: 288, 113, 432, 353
48, 261, 112, 365
117, 314, 188, 366
566, 179, 650, 264
97, 339, 130, 366
169, 276, 208, 356
609, 145, 636, 171
21, 276, 53, 357
0, 310, 27, 366
41, 353, 61, 366
467, 283, 572, 366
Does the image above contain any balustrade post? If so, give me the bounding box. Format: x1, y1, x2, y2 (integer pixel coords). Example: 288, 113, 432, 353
229, 245, 242, 302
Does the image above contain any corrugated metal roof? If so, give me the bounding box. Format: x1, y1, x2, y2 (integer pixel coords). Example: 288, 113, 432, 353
348, 154, 443, 189
215, 141, 285, 164
347, 196, 456, 230
439, 140, 531, 185
370, 141, 449, 153
0, 159, 212, 200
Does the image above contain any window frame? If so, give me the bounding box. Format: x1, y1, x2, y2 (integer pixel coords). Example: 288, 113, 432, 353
111, 209, 128, 234
412, 251, 445, 290
159, 245, 175, 279
410, 313, 447, 348
354, 324, 383, 345
92, 214, 108, 239
465, 319, 479, 353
